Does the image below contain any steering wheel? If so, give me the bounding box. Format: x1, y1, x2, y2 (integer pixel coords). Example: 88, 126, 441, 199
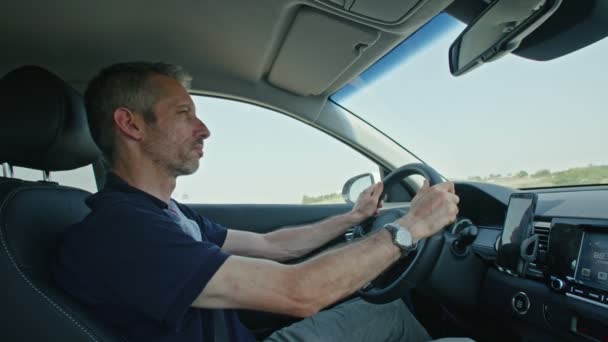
356, 163, 446, 304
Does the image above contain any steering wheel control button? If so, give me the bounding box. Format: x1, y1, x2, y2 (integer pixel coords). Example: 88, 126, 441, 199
512, 292, 530, 315
344, 228, 355, 242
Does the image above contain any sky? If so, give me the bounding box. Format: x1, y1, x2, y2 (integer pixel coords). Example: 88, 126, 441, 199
13, 13, 607, 203
334, 14, 608, 180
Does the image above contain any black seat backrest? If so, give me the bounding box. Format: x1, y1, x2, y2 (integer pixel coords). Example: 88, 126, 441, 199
0, 66, 124, 341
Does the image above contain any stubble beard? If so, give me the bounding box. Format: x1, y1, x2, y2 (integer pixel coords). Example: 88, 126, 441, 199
142, 137, 200, 178
171, 155, 200, 177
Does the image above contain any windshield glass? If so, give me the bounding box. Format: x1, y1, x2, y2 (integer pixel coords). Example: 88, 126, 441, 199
332, 13, 608, 188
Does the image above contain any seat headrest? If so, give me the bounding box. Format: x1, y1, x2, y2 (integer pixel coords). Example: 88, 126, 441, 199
0, 66, 101, 171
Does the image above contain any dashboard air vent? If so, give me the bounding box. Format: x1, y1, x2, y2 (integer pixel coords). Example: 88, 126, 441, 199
534, 221, 551, 253
527, 220, 552, 277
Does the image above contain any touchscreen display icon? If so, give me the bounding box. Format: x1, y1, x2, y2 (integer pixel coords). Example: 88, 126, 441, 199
575, 231, 608, 291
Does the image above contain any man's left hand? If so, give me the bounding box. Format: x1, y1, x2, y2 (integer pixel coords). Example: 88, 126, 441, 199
350, 182, 384, 222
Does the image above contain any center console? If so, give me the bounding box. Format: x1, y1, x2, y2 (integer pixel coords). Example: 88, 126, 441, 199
547, 218, 608, 308
492, 194, 608, 340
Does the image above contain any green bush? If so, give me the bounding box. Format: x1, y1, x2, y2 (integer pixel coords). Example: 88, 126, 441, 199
532, 169, 551, 178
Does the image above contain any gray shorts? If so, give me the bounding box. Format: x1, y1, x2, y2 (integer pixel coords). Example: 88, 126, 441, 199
264, 298, 474, 342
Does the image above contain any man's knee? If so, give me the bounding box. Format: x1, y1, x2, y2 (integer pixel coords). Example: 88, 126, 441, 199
369, 298, 408, 315
354, 299, 416, 322
390, 298, 409, 313
385, 299, 416, 321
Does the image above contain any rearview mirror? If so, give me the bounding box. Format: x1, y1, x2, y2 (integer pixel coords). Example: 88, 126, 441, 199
342, 173, 375, 204
449, 0, 561, 76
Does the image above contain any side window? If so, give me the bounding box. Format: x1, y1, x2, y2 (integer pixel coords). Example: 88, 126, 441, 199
174, 96, 380, 204
11, 165, 97, 193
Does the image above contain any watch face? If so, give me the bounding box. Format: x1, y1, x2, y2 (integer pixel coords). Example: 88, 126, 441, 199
396, 229, 413, 247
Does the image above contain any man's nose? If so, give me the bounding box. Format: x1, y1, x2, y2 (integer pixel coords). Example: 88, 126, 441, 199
194, 117, 211, 139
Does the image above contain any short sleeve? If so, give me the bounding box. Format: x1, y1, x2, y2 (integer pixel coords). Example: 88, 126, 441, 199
175, 202, 228, 247
74, 202, 230, 330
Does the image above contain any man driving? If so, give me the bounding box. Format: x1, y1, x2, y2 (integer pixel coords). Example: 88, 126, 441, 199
53, 62, 470, 342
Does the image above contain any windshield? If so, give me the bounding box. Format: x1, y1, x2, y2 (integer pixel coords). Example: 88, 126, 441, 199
332, 13, 608, 188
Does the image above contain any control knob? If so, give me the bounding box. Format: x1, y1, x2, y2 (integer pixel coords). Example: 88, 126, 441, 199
550, 277, 565, 292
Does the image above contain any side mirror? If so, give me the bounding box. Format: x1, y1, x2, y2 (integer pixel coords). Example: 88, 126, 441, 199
342, 173, 375, 204
449, 0, 561, 76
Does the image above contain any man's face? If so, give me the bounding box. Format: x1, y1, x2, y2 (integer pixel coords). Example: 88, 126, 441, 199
141, 74, 210, 177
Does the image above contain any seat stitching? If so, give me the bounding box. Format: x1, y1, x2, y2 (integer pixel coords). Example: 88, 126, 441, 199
0, 185, 99, 342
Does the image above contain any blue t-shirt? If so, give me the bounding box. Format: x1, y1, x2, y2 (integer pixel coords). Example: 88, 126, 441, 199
53, 173, 255, 342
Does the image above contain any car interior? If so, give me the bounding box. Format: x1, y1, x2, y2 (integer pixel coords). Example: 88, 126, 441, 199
1, 0, 607, 341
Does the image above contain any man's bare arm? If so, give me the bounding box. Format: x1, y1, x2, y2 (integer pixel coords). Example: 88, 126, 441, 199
221, 183, 384, 261
193, 228, 400, 317
193, 182, 459, 317
220, 212, 360, 262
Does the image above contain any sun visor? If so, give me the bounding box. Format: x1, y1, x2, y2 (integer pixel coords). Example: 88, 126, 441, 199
268, 8, 379, 96
318, 0, 426, 24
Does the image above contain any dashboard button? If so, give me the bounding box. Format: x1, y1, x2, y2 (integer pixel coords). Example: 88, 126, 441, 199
512, 292, 530, 315
587, 291, 602, 301
572, 287, 587, 297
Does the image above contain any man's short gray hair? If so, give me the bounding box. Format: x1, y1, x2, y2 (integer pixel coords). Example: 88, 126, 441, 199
84, 62, 193, 165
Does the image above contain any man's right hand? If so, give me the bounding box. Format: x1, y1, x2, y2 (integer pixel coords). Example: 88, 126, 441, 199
395, 180, 459, 242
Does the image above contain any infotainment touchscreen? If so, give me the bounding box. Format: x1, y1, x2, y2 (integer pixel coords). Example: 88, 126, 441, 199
575, 231, 608, 291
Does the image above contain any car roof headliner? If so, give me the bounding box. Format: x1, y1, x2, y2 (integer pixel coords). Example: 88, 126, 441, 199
1, 0, 605, 121
0, 0, 447, 119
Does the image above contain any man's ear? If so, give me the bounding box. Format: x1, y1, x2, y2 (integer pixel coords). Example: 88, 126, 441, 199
113, 107, 145, 141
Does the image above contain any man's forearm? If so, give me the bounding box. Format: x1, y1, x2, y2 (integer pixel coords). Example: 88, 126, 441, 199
227, 182, 383, 262
193, 229, 401, 318
264, 211, 363, 261
287, 229, 400, 313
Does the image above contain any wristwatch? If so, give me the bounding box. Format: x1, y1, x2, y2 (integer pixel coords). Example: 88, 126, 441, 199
384, 222, 418, 255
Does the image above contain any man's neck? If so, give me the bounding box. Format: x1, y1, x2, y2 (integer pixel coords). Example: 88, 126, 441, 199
111, 161, 175, 204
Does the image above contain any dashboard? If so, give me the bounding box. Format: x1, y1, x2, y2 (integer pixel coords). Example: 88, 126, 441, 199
444, 183, 608, 341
